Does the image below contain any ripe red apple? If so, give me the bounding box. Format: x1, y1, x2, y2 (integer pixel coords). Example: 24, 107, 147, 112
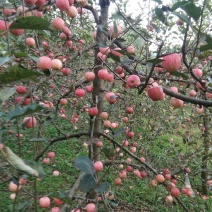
169, 86, 178, 93
97, 52, 107, 61
122, 117, 128, 123
85, 72, 95, 81
100, 112, 108, 120
151, 179, 158, 187
127, 131, 134, 139
39, 196, 51, 208
116, 66, 124, 74
65, 5, 78, 18
98, 69, 108, 80
26, 38, 36, 47
53, 170, 60, 177
111, 48, 122, 57
61, 68, 71, 76
96, 141, 103, 147
109, 25, 122, 38
22, 117, 37, 128
48, 152, 55, 159
196, 106, 204, 114
9, 181, 21, 192
88, 107, 98, 116
94, 161, 103, 172
85, 203, 96, 212
8, 22, 24, 36
60, 98, 68, 105
165, 195, 173, 203
165, 174, 171, 180
140, 171, 147, 178
19, 177, 27, 185
119, 170, 127, 179
105, 92, 117, 104
103, 120, 111, 128
126, 45, 135, 54
52, 17, 65, 30
37, 56, 52, 70
10, 193, 16, 200
192, 68, 203, 78
126, 166, 133, 172
42, 158, 50, 164
77, 7, 85, 15
125, 107, 133, 114
51, 207, 61, 212
189, 89, 197, 97
170, 187, 180, 197
0, 20, 7, 34
99, 46, 110, 55
155, 174, 165, 183
114, 178, 122, 186
56, 0, 69, 11
51, 59, 63, 70
162, 53, 181, 72
126, 75, 140, 88
86, 85, 93, 93
105, 73, 114, 82
3, 8, 16, 17
148, 86, 164, 101
16, 86, 26, 94
206, 92, 212, 99
170, 97, 184, 108
75, 89, 85, 97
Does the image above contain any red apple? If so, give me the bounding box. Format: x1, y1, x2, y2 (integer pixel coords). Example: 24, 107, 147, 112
162, 53, 181, 72
148, 86, 164, 101
39, 196, 51, 208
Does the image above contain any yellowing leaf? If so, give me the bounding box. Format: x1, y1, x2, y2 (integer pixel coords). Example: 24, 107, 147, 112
0, 147, 39, 177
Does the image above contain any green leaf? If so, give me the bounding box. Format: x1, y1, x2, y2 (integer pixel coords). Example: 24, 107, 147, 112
6, 104, 45, 121
155, 8, 168, 26
25, 160, 46, 178
79, 174, 96, 193
98, 25, 109, 36
110, 11, 125, 20
169, 71, 189, 80
28, 55, 39, 63
172, 11, 191, 25
113, 128, 126, 138
113, 21, 118, 38
108, 53, 120, 62
9, 16, 51, 30
181, 3, 201, 20
0, 57, 10, 66
13, 52, 28, 58
0, 66, 43, 84
121, 59, 134, 65
200, 44, 212, 52
74, 155, 95, 174
102, 147, 115, 158
153, 0, 162, 4
15, 201, 30, 211
171, 1, 188, 11
0, 87, 16, 102
98, 43, 108, 48
95, 182, 110, 192
147, 58, 163, 64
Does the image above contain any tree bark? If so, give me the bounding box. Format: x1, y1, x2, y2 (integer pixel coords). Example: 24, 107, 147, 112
201, 116, 209, 195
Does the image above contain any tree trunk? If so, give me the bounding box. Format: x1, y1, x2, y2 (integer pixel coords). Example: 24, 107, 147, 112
201, 116, 209, 195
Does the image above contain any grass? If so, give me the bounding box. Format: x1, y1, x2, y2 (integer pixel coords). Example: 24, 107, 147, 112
1, 101, 212, 212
